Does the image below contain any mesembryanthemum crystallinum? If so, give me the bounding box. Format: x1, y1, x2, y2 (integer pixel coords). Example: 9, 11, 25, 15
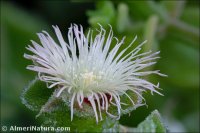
24, 24, 166, 123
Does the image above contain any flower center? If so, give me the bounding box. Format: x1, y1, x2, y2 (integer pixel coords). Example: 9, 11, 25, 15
81, 72, 97, 87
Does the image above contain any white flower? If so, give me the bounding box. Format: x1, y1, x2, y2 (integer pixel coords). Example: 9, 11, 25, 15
24, 24, 166, 123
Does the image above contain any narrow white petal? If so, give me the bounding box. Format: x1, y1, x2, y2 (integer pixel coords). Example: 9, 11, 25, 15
88, 95, 99, 123
56, 86, 67, 97
70, 93, 76, 121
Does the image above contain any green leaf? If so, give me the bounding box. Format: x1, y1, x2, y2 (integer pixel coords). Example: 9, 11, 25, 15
35, 88, 142, 132
120, 110, 167, 132
135, 110, 167, 132
41, 100, 119, 132
34, 88, 122, 132
21, 78, 141, 132
21, 77, 54, 111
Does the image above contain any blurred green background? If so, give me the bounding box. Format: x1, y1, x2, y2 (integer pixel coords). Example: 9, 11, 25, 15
1, 0, 199, 132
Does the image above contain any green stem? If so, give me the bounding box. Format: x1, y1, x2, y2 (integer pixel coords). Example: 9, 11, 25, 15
169, 19, 199, 47
162, 0, 186, 19
172, 0, 186, 19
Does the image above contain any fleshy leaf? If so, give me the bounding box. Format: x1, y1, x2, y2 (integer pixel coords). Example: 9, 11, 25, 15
21, 77, 54, 111
41, 100, 119, 132
36, 91, 61, 117
135, 110, 167, 132
24, 78, 142, 132
102, 117, 119, 133
120, 110, 167, 132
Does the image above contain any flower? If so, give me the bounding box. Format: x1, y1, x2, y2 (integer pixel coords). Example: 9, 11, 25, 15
24, 24, 166, 123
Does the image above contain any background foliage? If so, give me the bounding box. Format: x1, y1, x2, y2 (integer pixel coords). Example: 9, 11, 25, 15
1, 0, 199, 132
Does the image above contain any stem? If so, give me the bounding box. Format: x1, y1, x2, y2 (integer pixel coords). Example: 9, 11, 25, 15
158, 0, 198, 48
163, 0, 186, 19
172, 0, 186, 19
169, 19, 199, 47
